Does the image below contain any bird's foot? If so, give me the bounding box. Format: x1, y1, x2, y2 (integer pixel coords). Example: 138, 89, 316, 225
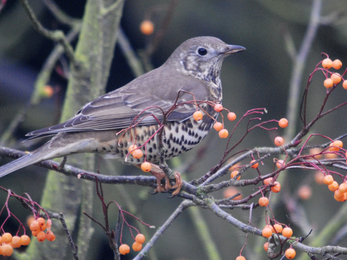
149, 164, 182, 195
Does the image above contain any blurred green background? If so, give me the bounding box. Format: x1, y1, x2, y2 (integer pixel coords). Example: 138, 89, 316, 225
1, 0, 347, 259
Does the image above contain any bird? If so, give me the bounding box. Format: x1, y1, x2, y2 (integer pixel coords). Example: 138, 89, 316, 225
0, 36, 245, 195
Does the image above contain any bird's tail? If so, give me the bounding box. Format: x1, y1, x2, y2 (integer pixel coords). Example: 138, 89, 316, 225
0, 152, 45, 179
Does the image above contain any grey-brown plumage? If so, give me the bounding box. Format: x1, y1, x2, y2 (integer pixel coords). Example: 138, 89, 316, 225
0, 36, 245, 193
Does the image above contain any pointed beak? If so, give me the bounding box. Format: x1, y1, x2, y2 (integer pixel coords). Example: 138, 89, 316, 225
224, 44, 246, 54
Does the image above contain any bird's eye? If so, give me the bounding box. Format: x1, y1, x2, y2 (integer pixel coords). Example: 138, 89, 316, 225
198, 48, 207, 56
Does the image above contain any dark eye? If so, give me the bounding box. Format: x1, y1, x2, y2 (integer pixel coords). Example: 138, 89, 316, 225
198, 48, 207, 56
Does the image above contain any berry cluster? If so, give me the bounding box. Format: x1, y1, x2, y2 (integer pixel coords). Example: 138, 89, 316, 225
0, 233, 31, 256
321, 58, 347, 89
28, 216, 56, 242
119, 233, 146, 255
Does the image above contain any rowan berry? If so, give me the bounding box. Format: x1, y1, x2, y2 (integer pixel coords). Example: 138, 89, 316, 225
135, 233, 146, 244
37, 231, 46, 242
132, 241, 143, 251
37, 217, 46, 231
262, 227, 273, 238
298, 185, 312, 200
328, 181, 339, 191
43, 85, 54, 98
273, 224, 283, 234
278, 118, 288, 128
1, 244, 13, 256
193, 111, 203, 121
274, 136, 284, 146
227, 112, 237, 121
119, 244, 130, 255
263, 242, 269, 251
2, 232, 12, 243
314, 171, 325, 185
236, 256, 246, 260
282, 227, 293, 238
20, 235, 31, 246
322, 58, 333, 69
271, 181, 281, 193
230, 170, 241, 180
339, 182, 347, 193
141, 162, 151, 172
250, 160, 258, 169
332, 59, 342, 70
219, 129, 229, 138
140, 20, 154, 35
263, 177, 273, 185
46, 230, 56, 242
276, 160, 285, 169
213, 122, 223, 131
343, 80, 347, 90
30, 220, 40, 232
323, 175, 334, 185
11, 236, 21, 248
329, 140, 343, 151
285, 248, 296, 259
128, 144, 138, 155
324, 78, 334, 88
331, 73, 342, 84
258, 196, 269, 207
223, 187, 242, 200
132, 149, 144, 159
214, 104, 223, 112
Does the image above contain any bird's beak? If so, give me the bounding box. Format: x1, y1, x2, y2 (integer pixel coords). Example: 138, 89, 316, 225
224, 45, 246, 54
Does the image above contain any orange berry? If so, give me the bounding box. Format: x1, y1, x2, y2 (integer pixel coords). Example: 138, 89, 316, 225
27, 215, 35, 227
329, 140, 343, 151
323, 175, 334, 185
250, 160, 258, 169
324, 78, 334, 88
285, 248, 296, 259
140, 20, 154, 35
37, 217, 46, 231
227, 112, 237, 121
334, 189, 344, 198
273, 224, 283, 234
278, 118, 288, 128
213, 122, 224, 131
262, 227, 273, 238
223, 187, 242, 200
263, 177, 273, 185
141, 162, 151, 172
328, 181, 339, 191
20, 235, 31, 246
46, 230, 56, 242
2, 232, 12, 243
339, 182, 347, 193
298, 185, 312, 200
132, 241, 143, 251
343, 80, 347, 90
334, 193, 345, 202
228, 162, 240, 172
128, 144, 138, 155
331, 73, 342, 84
119, 244, 130, 255
271, 181, 281, 193
325, 152, 337, 159
30, 220, 40, 231
43, 85, 54, 98
309, 148, 323, 159
193, 111, 203, 121
258, 196, 269, 207
31, 229, 40, 237
274, 136, 284, 146
332, 59, 342, 70
282, 227, 293, 238
135, 233, 146, 244
230, 170, 241, 180
314, 171, 325, 185
236, 256, 246, 260
11, 236, 21, 248
1, 244, 13, 256
214, 104, 223, 112
276, 159, 285, 169
46, 219, 52, 229
264, 224, 275, 233
218, 129, 229, 138
132, 149, 143, 159
36, 231, 46, 242
322, 58, 333, 69
263, 242, 269, 251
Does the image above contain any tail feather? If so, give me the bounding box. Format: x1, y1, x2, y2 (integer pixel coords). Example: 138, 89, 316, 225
0, 152, 44, 178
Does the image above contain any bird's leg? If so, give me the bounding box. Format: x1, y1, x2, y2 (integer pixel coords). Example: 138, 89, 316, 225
57, 156, 67, 171
149, 163, 182, 195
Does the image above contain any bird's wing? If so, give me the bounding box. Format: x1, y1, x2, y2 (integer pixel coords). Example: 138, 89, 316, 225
26, 67, 211, 139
